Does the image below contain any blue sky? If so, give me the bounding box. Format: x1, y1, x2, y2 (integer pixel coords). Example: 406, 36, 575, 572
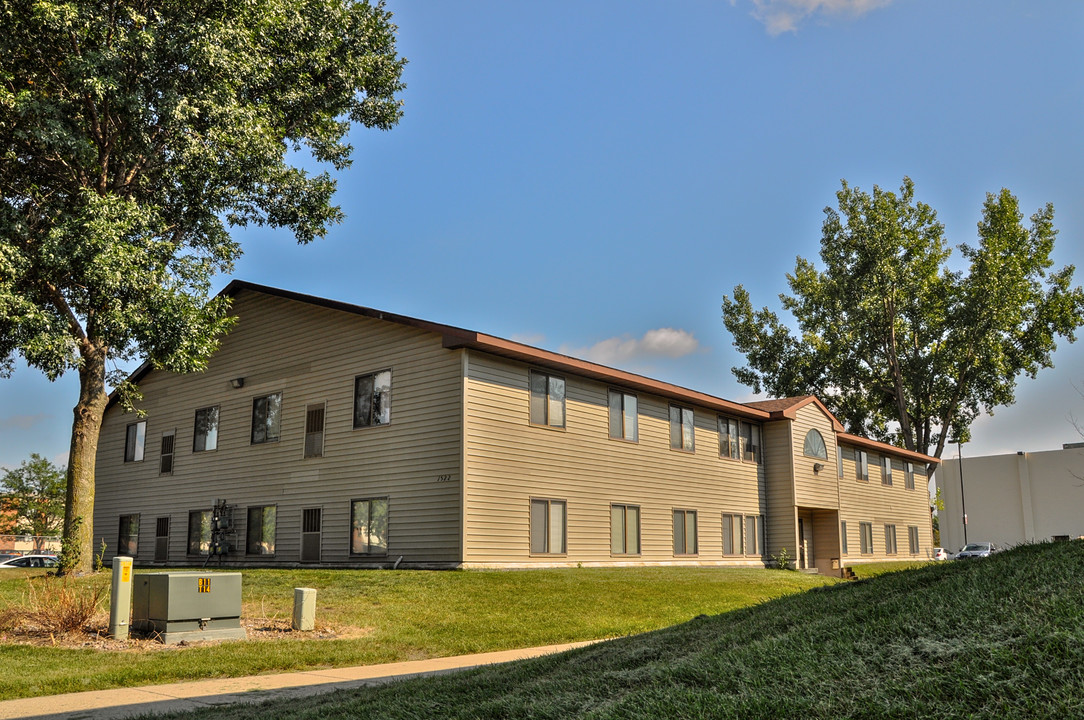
2, 0, 1084, 472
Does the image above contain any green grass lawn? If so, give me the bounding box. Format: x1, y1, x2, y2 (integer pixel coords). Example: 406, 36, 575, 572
0, 565, 835, 700
136, 541, 1084, 720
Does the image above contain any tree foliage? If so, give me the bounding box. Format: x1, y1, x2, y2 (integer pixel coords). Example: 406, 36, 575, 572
0, 0, 406, 573
723, 178, 1084, 474
0, 454, 66, 539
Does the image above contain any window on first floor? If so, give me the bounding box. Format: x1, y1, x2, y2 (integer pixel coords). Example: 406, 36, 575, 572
187, 510, 211, 555
908, 525, 920, 554
905, 462, 915, 490
354, 370, 392, 428
608, 391, 638, 442
251, 393, 282, 444
246, 505, 277, 555
610, 503, 640, 555
841, 520, 849, 554
669, 406, 695, 452
529, 371, 565, 428
859, 521, 873, 554
351, 497, 389, 555
124, 421, 146, 462
745, 515, 764, 556
722, 513, 743, 555
530, 498, 566, 554
885, 524, 897, 555
193, 406, 219, 452
673, 509, 698, 555
118, 514, 139, 556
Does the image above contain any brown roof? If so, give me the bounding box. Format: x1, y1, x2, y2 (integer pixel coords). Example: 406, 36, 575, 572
744, 396, 814, 413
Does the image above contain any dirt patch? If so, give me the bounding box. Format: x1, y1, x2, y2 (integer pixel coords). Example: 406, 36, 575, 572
0, 613, 372, 651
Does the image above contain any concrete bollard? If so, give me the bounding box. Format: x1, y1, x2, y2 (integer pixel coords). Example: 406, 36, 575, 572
292, 587, 316, 631
109, 556, 134, 640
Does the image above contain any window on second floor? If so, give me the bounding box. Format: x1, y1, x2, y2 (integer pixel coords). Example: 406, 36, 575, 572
608, 390, 638, 442
905, 462, 916, 490
251, 393, 282, 444
670, 405, 694, 452
354, 370, 391, 428
741, 422, 761, 463
855, 450, 869, 481
803, 428, 828, 459
193, 406, 219, 452
529, 371, 565, 428
882, 456, 893, 485
719, 417, 740, 459
124, 421, 146, 462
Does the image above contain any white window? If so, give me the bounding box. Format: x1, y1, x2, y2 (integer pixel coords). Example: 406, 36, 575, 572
124, 421, 146, 462
530, 498, 566, 554
885, 524, 898, 555
719, 417, 741, 459
841, 521, 849, 555
905, 462, 915, 490
882, 456, 893, 486
860, 521, 873, 554
529, 371, 565, 428
803, 429, 828, 459
741, 422, 761, 463
722, 513, 743, 555
354, 370, 391, 428
608, 391, 638, 442
908, 525, 920, 554
856, 450, 868, 481
744, 515, 764, 556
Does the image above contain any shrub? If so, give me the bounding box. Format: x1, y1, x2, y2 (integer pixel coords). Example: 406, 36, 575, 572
22, 577, 105, 633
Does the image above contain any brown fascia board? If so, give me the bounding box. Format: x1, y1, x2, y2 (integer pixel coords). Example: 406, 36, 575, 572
838, 432, 940, 465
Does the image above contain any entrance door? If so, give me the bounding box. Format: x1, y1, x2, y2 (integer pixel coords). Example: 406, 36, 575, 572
798, 518, 806, 569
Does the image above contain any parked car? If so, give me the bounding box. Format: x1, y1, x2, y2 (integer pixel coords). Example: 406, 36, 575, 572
0, 554, 59, 569
932, 547, 950, 561
955, 542, 997, 559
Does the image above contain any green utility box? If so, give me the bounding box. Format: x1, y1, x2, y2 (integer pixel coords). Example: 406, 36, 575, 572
132, 572, 247, 644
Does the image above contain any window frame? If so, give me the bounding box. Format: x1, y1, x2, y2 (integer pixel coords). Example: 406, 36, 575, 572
610, 503, 641, 556
882, 456, 893, 486
908, 525, 920, 555
304, 402, 326, 458
855, 450, 869, 482
841, 520, 849, 555
353, 370, 392, 430
669, 405, 695, 453
904, 462, 916, 490
744, 514, 764, 557
607, 390, 638, 443
246, 505, 278, 556
529, 497, 567, 555
118, 514, 140, 557
722, 512, 744, 556
859, 521, 873, 555
837, 448, 844, 478
250, 392, 283, 445
351, 497, 390, 556
193, 405, 220, 452
672, 508, 698, 556
529, 371, 566, 429
187, 509, 212, 556
718, 416, 740, 460
803, 428, 828, 459
159, 430, 176, 475
124, 420, 147, 463
885, 523, 898, 555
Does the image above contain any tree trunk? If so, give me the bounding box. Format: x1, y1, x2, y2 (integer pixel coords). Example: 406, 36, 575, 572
58, 343, 109, 576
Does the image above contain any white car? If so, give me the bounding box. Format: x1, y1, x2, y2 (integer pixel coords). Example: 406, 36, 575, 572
932, 547, 950, 561
0, 554, 59, 569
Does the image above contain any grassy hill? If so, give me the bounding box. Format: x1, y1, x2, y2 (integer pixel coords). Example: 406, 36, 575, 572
163, 541, 1084, 719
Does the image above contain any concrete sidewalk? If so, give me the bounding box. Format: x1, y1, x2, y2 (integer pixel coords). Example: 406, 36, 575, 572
0, 641, 599, 720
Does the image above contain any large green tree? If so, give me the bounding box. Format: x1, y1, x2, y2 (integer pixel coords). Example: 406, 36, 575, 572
0, 454, 66, 546
0, 0, 406, 573
723, 178, 1084, 476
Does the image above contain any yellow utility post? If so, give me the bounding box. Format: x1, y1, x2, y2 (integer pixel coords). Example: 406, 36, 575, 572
109, 556, 134, 640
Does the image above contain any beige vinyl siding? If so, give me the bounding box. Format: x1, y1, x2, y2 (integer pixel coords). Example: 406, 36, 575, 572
837, 444, 933, 564
791, 405, 840, 509
761, 419, 796, 564
94, 290, 463, 567
462, 352, 766, 567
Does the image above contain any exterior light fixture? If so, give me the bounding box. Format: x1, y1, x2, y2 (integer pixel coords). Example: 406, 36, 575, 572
230, 378, 245, 389
813, 462, 825, 474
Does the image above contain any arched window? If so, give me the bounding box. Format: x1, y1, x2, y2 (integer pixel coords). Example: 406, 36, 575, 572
803, 428, 828, 459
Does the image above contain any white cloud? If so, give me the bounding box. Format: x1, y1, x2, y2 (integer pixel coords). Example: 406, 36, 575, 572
742, 0, 892, 36
561, 328, 701, 366
510, 333, 547, 348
